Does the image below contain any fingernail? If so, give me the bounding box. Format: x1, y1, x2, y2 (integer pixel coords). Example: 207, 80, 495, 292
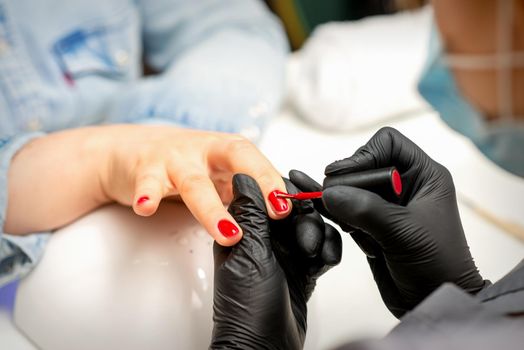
268, 190, 289, 213
137, 196, 149, 205
217, 219, 240, 238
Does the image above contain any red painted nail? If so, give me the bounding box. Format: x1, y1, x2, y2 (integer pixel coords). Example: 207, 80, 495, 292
217, 219, 240, 238
268, 190, 289, 213
137, 196, 149, 205
391, 169, 403, 196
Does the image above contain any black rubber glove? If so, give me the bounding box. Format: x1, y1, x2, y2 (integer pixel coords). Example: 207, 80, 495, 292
211, 174, 342, 349
290, 127, 487, 318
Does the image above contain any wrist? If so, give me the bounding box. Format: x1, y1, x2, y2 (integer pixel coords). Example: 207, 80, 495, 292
82, 125, 115, 206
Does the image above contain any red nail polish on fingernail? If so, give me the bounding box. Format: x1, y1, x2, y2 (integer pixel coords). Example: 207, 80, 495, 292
268, 190, 289, 213
137, 196, 149, 205
217, 219, 240, 238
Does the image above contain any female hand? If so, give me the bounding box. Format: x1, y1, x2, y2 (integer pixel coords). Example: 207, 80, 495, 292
97, 124, 290, 246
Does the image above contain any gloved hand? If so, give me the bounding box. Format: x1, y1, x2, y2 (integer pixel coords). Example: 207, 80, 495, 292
290, 127, 487, 318
211, 174, 342, 349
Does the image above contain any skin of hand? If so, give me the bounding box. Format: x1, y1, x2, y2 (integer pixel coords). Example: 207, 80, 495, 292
6, 124, 290, 246
290, 127, 487, 318
211, 174, 342, 349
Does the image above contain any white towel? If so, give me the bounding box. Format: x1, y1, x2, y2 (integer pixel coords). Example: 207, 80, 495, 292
287, 6, 433, 131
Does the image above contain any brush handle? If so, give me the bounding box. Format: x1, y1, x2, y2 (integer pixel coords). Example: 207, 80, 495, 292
277, 167, 402, 201
323, 166, 402, 197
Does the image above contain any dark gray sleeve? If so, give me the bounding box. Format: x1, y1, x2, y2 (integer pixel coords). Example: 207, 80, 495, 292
331, 283, 524, 350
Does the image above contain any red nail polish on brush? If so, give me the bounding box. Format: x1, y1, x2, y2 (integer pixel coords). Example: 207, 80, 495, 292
268, 190, 289, 213
274, 190, 323, 200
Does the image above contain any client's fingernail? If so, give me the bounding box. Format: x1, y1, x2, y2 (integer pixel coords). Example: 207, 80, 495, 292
137, 196, 149, 205
268, 190, 289, 213
217, 219, 240, 238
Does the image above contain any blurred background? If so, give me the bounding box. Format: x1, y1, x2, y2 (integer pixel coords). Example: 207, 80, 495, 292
265, 0, 424, 50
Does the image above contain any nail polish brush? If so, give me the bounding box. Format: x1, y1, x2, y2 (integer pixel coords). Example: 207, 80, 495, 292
276, 167, 402, 200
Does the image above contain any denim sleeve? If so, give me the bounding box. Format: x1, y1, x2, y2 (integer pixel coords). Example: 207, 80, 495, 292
107, 0, 288, 141
0, 133, 51, 287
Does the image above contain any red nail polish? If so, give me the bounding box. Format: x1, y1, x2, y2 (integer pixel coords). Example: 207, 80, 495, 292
137, 196, 149, 205
391, 169, 403, 196
217, 219, 240, 238
268, 190, 289, 213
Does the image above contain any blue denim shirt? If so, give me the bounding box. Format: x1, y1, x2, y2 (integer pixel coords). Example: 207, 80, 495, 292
0, 0, 287, 286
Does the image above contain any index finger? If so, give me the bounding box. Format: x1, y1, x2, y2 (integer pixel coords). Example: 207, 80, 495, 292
208, 136, 292, 220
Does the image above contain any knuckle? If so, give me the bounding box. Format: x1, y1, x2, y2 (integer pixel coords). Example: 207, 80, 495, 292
376, 126, 395, 137
436, 163, 456, 189
437, 163, 451, 177
377, 126, 394, 134
136, 174, 162, 190
227, 133, 249, 142
136, 145, 157, 161
254, 172, 275, 189
226, 137, 255, 156
375, 126, 400, 143
351, 195, 374, 220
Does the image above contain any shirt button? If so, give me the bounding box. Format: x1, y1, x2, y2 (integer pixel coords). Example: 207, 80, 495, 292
27, 118, 42, 131
114, 49, 129, 67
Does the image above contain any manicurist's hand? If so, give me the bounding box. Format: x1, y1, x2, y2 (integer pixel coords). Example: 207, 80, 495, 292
291, 127, 487, 318
6, 125, 289, 246
211, 174, 341, 349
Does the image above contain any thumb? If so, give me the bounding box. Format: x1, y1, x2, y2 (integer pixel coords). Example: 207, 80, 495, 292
322, 186, 407, 244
